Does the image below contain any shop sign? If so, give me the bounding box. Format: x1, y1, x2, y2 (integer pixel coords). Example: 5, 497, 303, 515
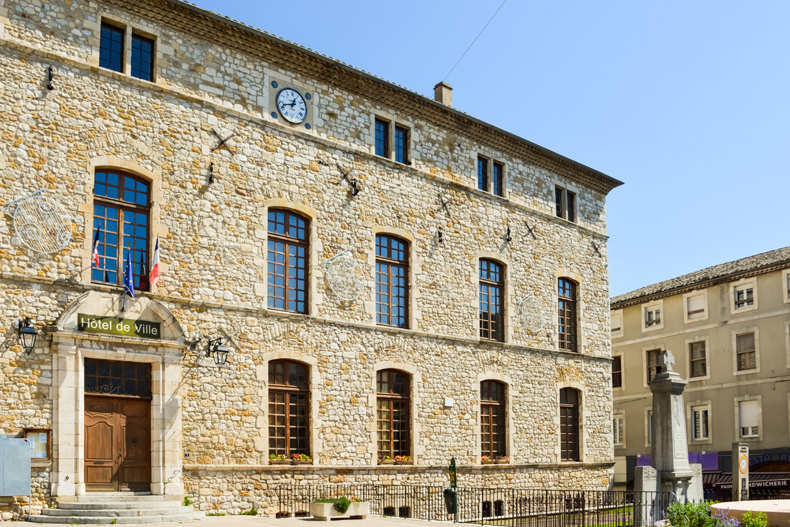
77, 313, 161, 339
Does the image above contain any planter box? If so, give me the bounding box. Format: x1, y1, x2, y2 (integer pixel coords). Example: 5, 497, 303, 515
310, 502, 369, 521
270, 459, 290, 465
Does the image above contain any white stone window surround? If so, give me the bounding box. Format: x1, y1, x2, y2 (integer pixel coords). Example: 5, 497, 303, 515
95, 14, 159, 83
734, 395, 762, 441
554, 269, 584, 354
730, 277, 758, 314
552, 180, 579, 223
556, 381, 585, 463
683, 290, 708, 323
368, 226, 419, 330
613, 414, 625, 448
685, 336, 710, 381
371, 361, 421, 465
370, 112, 413, 164
687, 401, 712, 444
610, 309, 624, 339
732, 327, 760, 376
261, 199, 319, 316
475, 372, 515, 464
641, 299, 664, 332
261, 351, 321, 463
642, 345, 665, 388
782, 269, 790, 304
475, 152, 507, 198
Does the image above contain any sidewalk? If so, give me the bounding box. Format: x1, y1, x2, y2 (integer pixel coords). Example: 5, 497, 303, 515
3, 514, 458, 527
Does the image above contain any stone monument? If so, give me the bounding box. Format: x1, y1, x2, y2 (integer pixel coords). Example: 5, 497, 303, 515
634, 350, 703, 524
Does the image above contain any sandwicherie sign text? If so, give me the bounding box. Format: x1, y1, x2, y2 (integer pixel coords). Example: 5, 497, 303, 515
77, 313, 161, 339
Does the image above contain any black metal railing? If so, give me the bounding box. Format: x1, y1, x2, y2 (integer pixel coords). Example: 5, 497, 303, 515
274, 484, 671, 526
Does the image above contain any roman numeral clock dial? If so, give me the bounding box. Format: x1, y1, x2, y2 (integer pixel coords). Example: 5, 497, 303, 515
276, 88, 307, 124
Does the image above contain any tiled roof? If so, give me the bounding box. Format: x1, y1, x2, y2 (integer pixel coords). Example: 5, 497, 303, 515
611, 246, 790, 307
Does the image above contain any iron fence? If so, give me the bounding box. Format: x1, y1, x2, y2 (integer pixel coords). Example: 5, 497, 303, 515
274, 484, 671, 527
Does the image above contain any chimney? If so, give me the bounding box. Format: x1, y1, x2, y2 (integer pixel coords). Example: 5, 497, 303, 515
434, 81, 453, 107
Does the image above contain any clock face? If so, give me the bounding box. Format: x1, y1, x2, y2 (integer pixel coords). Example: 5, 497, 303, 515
276, 88, 307, 124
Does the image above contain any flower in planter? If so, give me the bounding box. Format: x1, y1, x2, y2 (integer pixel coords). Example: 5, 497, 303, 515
394, 455, 413, 464
291, 453, 311, 463
378, 455, 395, 464
496, 455, 510, 463
481, 455, 492, 464
269, 453, 288, 460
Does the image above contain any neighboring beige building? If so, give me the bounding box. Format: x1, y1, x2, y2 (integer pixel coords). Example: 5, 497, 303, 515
0, 0, 622, 518
611, 247, 790, 496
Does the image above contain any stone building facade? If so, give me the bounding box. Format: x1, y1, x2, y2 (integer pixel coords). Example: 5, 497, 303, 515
0, 0, 621, 516
611, 247, 790, 497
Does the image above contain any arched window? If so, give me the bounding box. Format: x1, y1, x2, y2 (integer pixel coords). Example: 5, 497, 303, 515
376, 234, 408, 328
376, 369, 410, 460
558, 278, 577, 352
480, 259, 504, 341
268, 209, 309, 313
560, 388, 580, 461
481, 380, 506, 459
92, 170, 150, 290
268, 360, 309, 457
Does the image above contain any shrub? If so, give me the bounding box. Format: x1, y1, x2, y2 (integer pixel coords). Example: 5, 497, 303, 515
667, 501, 715, 527
314, 497, 355, 514
741, 511, 767, 527
241, 507, 258, 516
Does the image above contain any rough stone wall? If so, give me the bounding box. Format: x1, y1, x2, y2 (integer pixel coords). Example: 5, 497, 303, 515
0, 0, 616, 514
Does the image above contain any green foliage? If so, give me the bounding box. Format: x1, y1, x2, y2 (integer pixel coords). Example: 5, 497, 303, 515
667, 501, 716, 527
206, 512, 226, 517
241, 507, 258, 516
314, 497, 353, 514
183, 496, 191, 507
741, 511, 767, 527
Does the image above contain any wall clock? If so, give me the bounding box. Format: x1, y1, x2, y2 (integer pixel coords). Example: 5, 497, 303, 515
276, 88, 307, 124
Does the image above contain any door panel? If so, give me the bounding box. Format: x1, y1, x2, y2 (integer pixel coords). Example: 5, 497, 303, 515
85, 395, 150, 491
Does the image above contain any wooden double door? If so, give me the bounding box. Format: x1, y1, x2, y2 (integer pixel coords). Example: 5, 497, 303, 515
84, 395, 151, 491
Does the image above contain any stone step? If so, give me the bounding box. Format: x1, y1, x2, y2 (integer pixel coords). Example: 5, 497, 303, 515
39, 506, 195, 516
56, 501, 183, 510
28, 512, 202, 524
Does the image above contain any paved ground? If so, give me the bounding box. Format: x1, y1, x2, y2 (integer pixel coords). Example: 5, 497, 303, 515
3, 515, 457, 527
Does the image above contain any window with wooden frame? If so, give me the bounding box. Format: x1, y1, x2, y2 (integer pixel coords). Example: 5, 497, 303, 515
480, 380, 506, 459
691, 405, 709, 440
558, 278, 577, 352
376, 369, 410, 460
734, 285, 754, 310
99, 22, 125, 73
477, 155, 504, 196
267, 209, 308, 314
375, 118, 389, 158
646, 349, 662, 383
92, 170, 150, 290
131, 33, 155, 81
268, 360, 310, 457
612, 356, 623, 388
689, 341, 707, 378
84, 358, 151, 398
560, 388, 580, 461
613, 415, 624, 447
738, 399, 760, 438
736, 332, 756, 371
479, 259, 504, 342
555, 186, 576, 222
376, 235, 408, 328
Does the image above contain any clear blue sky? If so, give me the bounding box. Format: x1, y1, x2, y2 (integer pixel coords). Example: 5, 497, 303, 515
190, 0, 790, 297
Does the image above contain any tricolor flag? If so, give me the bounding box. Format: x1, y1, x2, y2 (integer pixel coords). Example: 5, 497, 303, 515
123, 249, 135, 299
149, 237, 160, 287
92, 227, 101, 267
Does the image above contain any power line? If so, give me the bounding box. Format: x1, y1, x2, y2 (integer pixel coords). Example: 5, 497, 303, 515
443, 0, 508, 83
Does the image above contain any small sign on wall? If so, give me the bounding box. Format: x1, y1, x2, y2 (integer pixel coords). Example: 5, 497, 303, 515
78, 313, 161, 339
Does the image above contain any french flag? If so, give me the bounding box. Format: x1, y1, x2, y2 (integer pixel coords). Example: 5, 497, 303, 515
149, 237, 160, 287
92, 227, 100, 267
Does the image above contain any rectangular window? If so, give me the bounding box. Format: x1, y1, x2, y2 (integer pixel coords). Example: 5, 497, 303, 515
100, 22, 125, 73
492, 162, 504, 196
645, 308, 661, 327
613, 415, 624, 447
736, 332, 756, 371
560, 389, 580, 461
394, 125, 409, 164
131, 33, 155, 81
691, 405, 709, 440
646, 349, 662, 383
477, 156, 489, 192
479, 260, 504, 342
375, 118, 389, 158
24, 429, 50, 460
558, 278, 578, 352
376, 235, 409, 328
739, 400, 759, 438
611, 309, 623, 336
686, 293, 706, 320
555, 186, 576, 222
647, 409, 653, 445
689, 341, 707, 378
734, 286, 754, 309
612, 356, 622, 388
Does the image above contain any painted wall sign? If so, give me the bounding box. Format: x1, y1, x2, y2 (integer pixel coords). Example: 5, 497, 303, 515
77, 313, 161, 339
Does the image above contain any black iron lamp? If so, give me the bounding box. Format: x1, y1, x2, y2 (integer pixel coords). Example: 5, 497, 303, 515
206, 337, 230, 366
18, 317, 38, 354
